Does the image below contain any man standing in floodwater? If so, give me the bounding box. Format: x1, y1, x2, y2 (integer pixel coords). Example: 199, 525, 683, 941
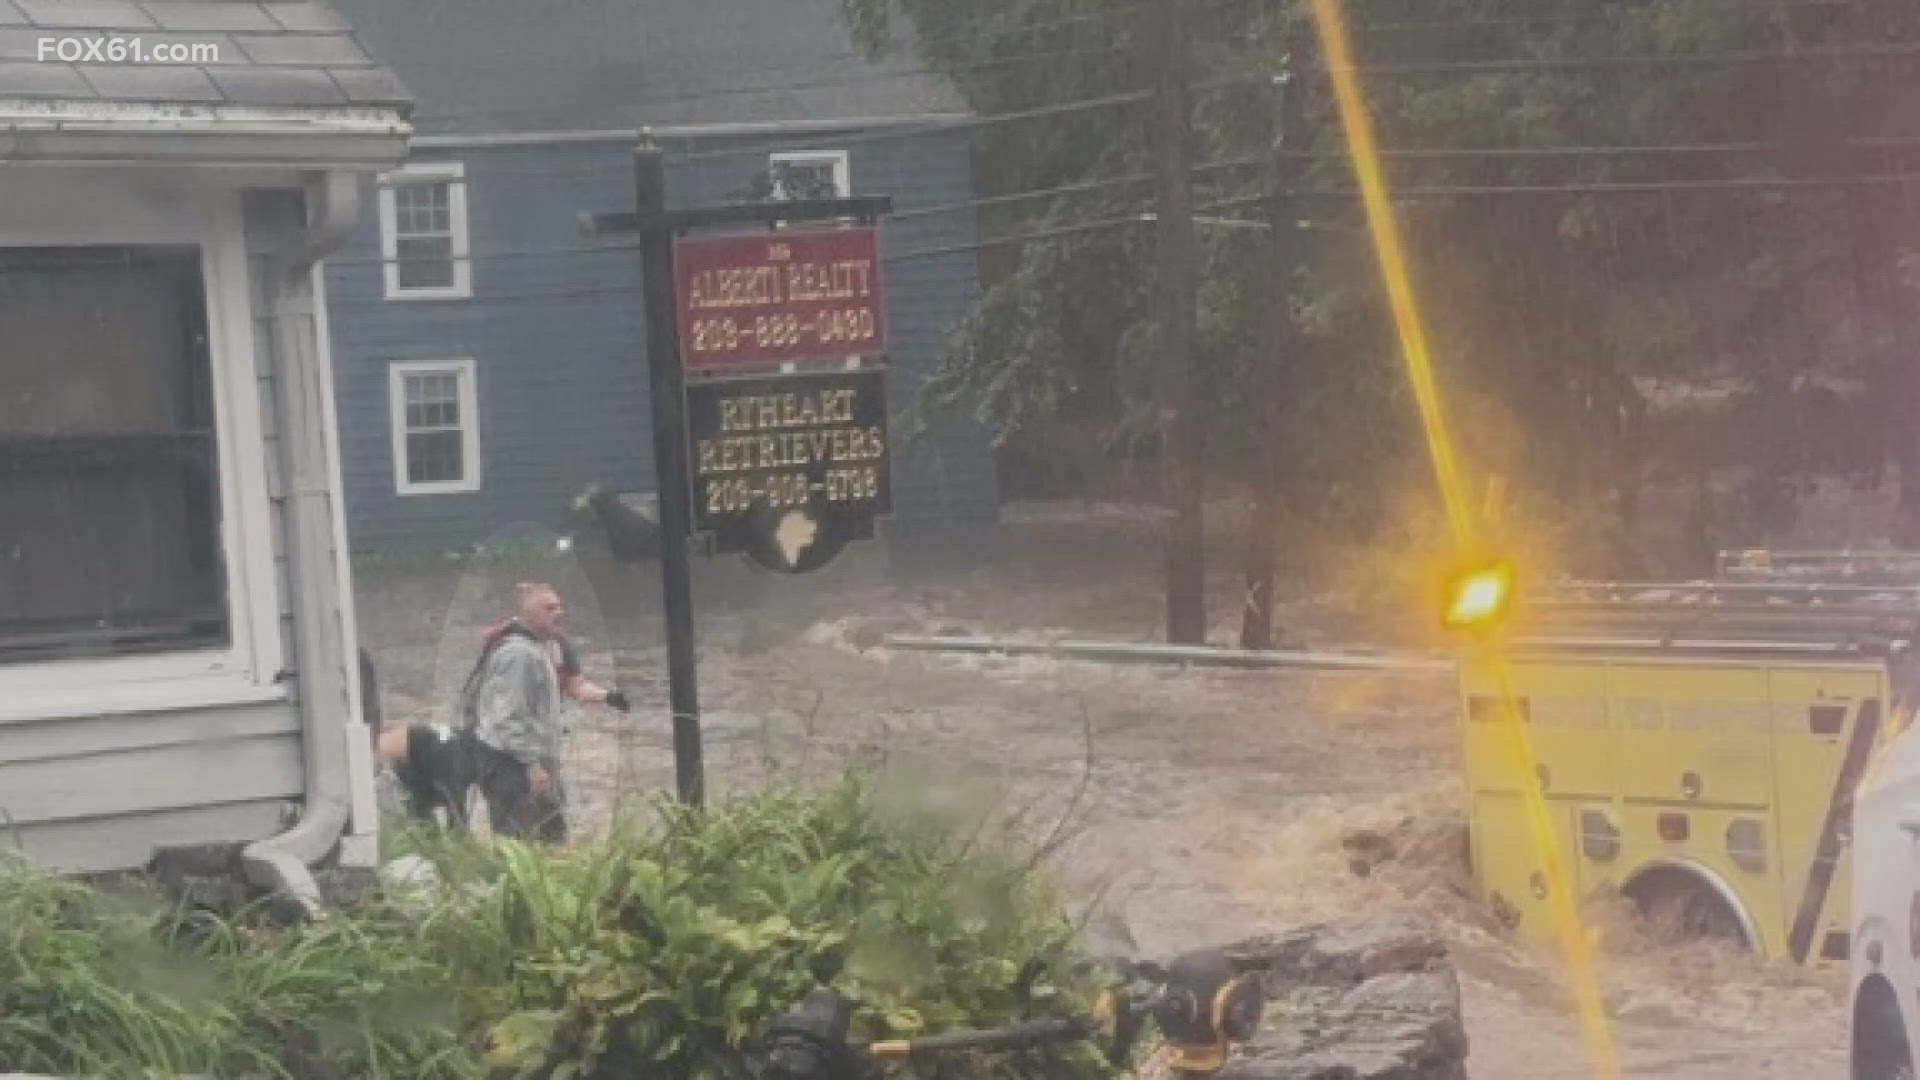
468, 583, 580, 841
374, 582, 628, 837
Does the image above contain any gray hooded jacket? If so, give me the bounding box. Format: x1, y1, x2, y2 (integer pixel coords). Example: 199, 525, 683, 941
472, 632, 564, 767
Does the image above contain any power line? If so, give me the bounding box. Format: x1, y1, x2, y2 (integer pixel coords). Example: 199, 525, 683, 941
650, 69, 1291, 165
472, 129, 1920, 190
321, 157, 1268, 274
323, 168, 1920, 296
328, 283, 643, 309
1275, 134, 1920, 161
398, 83, 1165, 173
393, 21, 1920, 172
556, 38, 1920, 169
1291, 171, 1920, 197
1319, 39, 1920, 76
661, 87, 1158, 163
1199, 0, 1865, 34
323, 152, 1920, 276
380, 124, 1920, 195
372, 125, 1920, 229
664, 169, 1920, 271
887, 194, 1271, 263
888, 155, 1266, 222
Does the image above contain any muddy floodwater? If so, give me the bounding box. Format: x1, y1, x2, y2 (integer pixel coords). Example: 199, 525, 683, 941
355, 506, 1849, 1079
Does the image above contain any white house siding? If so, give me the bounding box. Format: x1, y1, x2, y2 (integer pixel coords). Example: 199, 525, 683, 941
0, 172, 336, 874
0, 702, 301, 872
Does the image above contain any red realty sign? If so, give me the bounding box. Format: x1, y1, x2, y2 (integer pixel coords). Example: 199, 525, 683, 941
673, 226, 888, 372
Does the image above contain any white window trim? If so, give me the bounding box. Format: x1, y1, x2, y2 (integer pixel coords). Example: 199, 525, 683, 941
769, 149, 851, 198
0, 180, 284, 698
378, 161, 471, 300
390, 359, 482, 496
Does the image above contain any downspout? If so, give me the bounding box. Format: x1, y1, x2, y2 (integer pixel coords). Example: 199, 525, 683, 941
241, 171, 363, 921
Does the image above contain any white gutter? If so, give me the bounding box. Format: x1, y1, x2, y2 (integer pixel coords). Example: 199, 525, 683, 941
0, 100, 410, 136
240, 171, 364, 922
0, 101, 410, 169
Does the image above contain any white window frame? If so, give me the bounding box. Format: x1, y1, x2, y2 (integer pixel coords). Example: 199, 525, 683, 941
378, 161, 471, 300
0, 173, 285, 711
390, 359, 482, 496
768, 150, 851, 199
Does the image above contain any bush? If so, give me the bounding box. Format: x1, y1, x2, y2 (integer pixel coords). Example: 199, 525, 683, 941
0, 859, 471, 1077
0, 769, 1115, 1079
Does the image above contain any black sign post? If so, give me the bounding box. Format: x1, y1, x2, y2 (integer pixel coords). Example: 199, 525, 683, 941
633, 145, 706, 808
608, 141, 894, 808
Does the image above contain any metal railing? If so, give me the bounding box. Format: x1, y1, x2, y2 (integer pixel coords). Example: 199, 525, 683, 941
1507, 577, 1920, 656
1715, 549, 1920, 585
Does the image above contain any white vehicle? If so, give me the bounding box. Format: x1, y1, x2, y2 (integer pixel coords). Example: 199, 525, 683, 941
1853, 713, 1920, 1079
1829, 554, 1920, 1080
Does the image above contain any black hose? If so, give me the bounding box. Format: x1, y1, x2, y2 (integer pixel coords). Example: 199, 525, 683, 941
889, 1016, 1094, 1054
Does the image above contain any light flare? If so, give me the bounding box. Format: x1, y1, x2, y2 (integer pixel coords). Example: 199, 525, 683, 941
1443, 561, 1515, 629
1302, 0, 1625, 1076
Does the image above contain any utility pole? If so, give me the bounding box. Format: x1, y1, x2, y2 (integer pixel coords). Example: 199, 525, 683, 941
633, 143, 706, 808
1239, 178, 1291, 651
1150, 0, 1207, 645
1240, 34, 1315, 653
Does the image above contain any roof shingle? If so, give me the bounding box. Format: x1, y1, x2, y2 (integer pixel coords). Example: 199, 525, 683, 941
261, 1, 347, 34
139, 1, 282, 33
232, 30, 368, 66
78, 62, 220, 100
208, 63, 344, 105
325, 63, 407, 106
16, 0, 156, 29
0, 60, 95, 96
0, 0, 410, 114
0, 27, 45, 59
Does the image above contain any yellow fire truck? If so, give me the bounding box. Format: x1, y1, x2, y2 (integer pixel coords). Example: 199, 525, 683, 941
1459, 554, 1920, 965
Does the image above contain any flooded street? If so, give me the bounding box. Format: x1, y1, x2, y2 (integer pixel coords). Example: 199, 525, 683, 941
354, 508, 1852, 1079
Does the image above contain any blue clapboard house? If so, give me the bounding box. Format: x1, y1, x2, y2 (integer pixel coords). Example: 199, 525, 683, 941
321, 0, 997, 553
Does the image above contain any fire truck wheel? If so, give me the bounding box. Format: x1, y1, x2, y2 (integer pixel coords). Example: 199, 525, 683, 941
1624, 866, 1751, 950
1854, 976, 1916, 1080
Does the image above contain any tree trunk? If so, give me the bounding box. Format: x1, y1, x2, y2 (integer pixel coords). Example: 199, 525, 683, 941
1241, 49, 1315, 653
1616, 445, 1647, 571
1240, 469, 1285, 651
1148, 0, 1207, 644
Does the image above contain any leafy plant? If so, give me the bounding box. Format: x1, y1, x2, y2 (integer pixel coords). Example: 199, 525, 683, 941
0, 769, 1115, 1079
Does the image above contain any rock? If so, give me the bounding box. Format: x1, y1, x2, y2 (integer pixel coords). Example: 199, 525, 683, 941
1080, 910, 1141, 970
1211, 910, 1470, 1079
1235, 909, 1450, 987
314, 865, 381, 910
374, 849, 439, 891
147, 843, 253, 918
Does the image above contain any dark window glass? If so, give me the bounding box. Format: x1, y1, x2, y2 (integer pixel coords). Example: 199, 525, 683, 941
0, 245, 226, 664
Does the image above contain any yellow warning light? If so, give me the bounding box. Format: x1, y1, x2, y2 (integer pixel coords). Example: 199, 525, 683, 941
1443, 560, 1516, 630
